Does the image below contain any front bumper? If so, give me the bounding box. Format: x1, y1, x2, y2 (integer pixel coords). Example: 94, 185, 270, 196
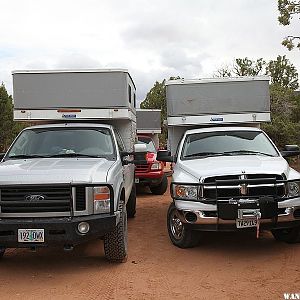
175, 197, 300, 231
135, 170, 164, 185
0, 213, 118, 248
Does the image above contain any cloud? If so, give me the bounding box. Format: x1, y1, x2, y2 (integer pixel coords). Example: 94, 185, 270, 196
0, 0, 299, 100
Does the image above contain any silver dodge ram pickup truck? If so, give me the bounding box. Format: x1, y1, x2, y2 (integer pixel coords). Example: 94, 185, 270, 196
0, 122, 138, 262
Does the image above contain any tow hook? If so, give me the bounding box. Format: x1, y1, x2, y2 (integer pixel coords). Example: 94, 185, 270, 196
238, 208, 262, 239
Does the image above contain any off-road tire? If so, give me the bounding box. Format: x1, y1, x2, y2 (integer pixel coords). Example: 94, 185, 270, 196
0, 248, 5, 259
271, 226, 300, 243
126, 184, 136, 218
104, 202, 128, 262
167, 202, 200, 248
150, 174, 168, 195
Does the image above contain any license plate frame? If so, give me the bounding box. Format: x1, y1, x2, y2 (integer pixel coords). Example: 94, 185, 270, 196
236, 218, 257, 228
18, 229, 45, 243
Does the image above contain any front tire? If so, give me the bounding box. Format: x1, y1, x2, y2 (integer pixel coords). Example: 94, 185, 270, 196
167, 202, 200, 248
271, 226, 300, 243
104, 202, 128, 262
127, 184, 136, 218
150, 174, 168, 195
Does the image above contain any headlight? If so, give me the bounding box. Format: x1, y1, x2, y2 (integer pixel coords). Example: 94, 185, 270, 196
151, 162, 162, 170
172, 184, 198, 200
287, 181, 300, 197
94, 186, 110, 213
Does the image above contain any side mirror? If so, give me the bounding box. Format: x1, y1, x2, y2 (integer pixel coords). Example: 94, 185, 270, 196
133, 143, 147, 165
134, 144, 147, 153
157, 150, 175, 162
281, 145, 300, 158
0, 153, 5, 161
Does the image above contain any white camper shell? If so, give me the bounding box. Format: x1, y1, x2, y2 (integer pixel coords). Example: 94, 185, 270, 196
166, 76, 270, 155
12, 69, 136, 151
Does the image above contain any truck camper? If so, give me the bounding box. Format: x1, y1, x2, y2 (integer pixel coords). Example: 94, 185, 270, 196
0, 69, 145, 262
158, 76, 300, 248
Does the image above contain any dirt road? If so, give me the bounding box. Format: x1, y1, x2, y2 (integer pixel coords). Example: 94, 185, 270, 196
0, 183, 299, 300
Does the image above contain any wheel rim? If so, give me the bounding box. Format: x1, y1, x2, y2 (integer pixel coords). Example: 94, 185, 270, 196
170, 208, 184, 240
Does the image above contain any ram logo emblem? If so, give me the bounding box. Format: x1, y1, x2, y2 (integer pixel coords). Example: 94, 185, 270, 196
239, 174, 248, 196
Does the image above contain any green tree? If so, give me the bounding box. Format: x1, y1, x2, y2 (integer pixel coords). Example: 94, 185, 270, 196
278, 0, 300, 50
0, 83, 23, 152
140, 80, 167, 122
215, 56, 298, 90
215, 58, 265, 77
233, 58, 265, 76
140, 80, 167, 146
266, 55, 299, 90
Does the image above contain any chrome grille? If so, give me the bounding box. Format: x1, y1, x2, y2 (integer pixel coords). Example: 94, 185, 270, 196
202, 174, 285, 202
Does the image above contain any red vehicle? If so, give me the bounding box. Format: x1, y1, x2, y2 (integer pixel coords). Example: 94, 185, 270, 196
135, 135, 168, 195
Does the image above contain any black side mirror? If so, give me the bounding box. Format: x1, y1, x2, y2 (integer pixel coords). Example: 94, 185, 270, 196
0, 153, 5, 161
281, 145, 300, 158
157, 150, 175, 162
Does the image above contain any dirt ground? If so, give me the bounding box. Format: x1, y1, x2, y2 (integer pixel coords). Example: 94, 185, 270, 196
0, 179, 300, 300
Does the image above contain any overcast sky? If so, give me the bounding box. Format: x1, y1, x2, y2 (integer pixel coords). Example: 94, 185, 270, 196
0, 0, 299, 105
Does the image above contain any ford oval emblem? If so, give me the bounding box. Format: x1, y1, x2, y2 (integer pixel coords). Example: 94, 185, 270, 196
25, 194, 45, 201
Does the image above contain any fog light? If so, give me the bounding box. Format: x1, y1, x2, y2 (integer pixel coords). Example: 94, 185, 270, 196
78, 222, 90, 234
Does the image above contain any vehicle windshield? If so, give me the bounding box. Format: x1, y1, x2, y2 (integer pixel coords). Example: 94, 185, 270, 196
7, 127, 116, 160
181, 130, 279, 160
137, 136, 156, 153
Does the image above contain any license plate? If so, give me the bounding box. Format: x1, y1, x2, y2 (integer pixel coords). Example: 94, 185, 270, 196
236, 219, 257, 228
18, 229, 44, 243
135, 178, 139, 183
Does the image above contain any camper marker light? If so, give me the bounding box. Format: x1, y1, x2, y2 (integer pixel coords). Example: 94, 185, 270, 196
287, 181, 300, 197
94, 186, 110, 213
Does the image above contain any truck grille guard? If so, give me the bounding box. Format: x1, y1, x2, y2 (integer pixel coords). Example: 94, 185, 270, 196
171, 175, 300, 224
171, 175, 298, 204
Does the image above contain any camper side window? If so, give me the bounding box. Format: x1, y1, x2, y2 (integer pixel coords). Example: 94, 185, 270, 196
128, 85, 132, 103
133, 93, 136, 108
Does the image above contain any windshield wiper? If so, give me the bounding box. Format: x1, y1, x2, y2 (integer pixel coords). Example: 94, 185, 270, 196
184, 152, 230, 158
45, 153, 103, 158
223, 150, 275, 157
8, 154, 46, 159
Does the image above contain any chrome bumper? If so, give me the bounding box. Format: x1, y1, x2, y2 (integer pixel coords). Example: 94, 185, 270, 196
175, 198, 300, 226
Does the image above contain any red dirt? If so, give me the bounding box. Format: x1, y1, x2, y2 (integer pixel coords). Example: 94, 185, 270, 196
0, 180, 299, 299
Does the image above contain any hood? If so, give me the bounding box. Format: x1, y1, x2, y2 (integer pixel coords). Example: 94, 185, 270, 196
178, 155, 291, 181
0, 158, 115, 184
